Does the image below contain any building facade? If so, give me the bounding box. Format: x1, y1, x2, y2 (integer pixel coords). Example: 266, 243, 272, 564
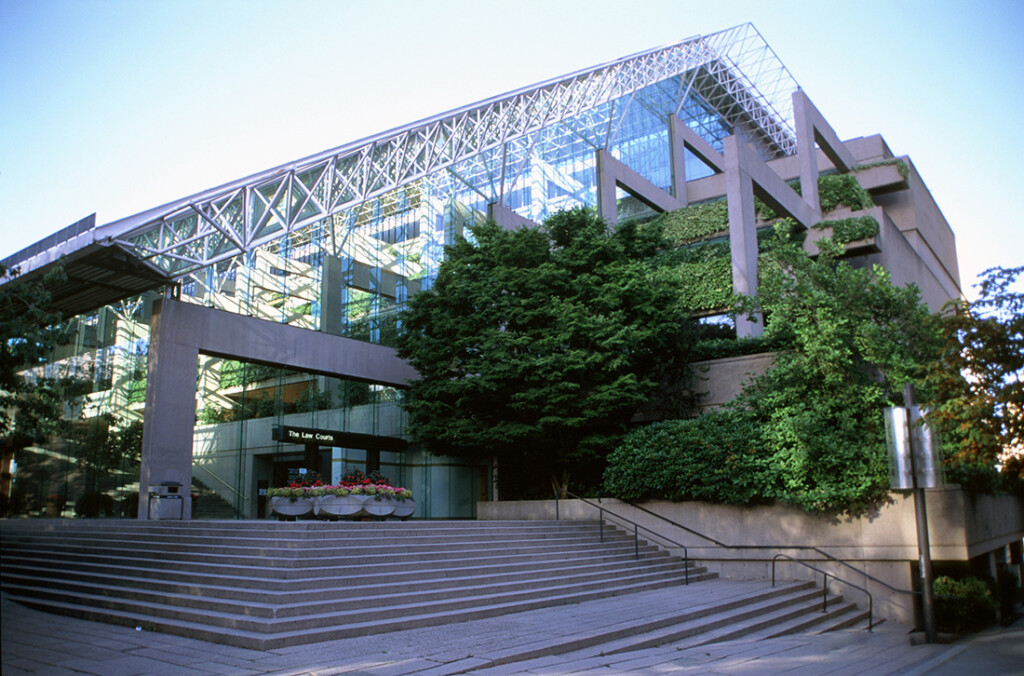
1, 24, 961, 520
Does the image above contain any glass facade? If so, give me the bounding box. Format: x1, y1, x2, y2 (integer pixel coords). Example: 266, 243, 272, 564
6, 29, 798, 519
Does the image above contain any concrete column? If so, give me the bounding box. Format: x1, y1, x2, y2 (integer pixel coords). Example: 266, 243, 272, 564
595, 149, 619, 225
320, 254, 343, 336
667, 116, 689, 207
724, 136, 762, 337
794, 91, 821, 215
138, 297, 200, 519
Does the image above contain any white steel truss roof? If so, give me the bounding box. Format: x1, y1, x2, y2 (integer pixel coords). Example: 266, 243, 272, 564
25, 23, 801, 282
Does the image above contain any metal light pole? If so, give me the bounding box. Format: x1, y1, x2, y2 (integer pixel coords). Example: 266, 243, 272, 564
904, 383, 937, 643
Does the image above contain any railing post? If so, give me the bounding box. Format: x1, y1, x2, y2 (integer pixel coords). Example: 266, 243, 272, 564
822, 573, 829, 612
554, 494, 559, 521
599, 507, 604, 543
634, 523, 639, 560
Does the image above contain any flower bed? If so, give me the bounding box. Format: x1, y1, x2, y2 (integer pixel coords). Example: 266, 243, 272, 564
267, 470, 414, 520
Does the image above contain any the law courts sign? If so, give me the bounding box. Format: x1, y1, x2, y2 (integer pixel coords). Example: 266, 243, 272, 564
272, 426, 408, 452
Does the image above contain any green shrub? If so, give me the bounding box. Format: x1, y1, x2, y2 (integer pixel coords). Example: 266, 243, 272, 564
690, 334, 790, 361
813, 216, 880, 244
657, 200, 729, 244
603, 411, 772, 504
816, 174, 874, 213
933, 575, 997, 633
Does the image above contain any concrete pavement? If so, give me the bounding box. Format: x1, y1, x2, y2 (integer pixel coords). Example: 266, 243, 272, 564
2, 589, 1020, 675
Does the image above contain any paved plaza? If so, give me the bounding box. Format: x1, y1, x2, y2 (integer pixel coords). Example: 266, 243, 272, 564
3, 588, 1021, 675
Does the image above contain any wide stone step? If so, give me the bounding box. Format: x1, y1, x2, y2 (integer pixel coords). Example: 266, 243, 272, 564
1, 556, 706, 615
1, 551, 700, 602
0, 519, 605, 539
0, 539, 667, 582
0, 531, 643, 564
5, 570, 709, 650
3, 558, 703, 625
2, 519, 869, 652
1, 546, 675, 592
597, 584, 849, 656
0, 523, 611, 546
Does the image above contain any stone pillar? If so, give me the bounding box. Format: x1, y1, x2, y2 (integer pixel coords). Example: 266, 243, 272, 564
137, 297, 200, 519
320, 254, 343, 336
595, 149, 619, 225
724, 136, 762, 337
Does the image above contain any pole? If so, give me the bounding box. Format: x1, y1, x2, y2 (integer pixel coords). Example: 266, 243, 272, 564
904, 383, 937, 643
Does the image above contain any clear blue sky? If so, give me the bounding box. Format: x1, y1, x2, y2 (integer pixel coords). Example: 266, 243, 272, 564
1, 0, 1022, 299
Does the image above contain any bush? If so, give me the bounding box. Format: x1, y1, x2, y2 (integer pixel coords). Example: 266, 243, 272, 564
933, 575, 997, 633
603, 410, 772, 504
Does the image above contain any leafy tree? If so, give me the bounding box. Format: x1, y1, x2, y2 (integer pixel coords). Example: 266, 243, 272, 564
735, 226, 942, 513
924, 265, 1023, 480
397, 208, 697, 497
0, 263, 76, 449
0, 262, 79, 514
604, 224, 943, 515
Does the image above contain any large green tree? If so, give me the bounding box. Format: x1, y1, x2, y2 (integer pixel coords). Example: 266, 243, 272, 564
605, 224, 944, 515
397, 208, 697, 497
737, 228, 942, 513
924, 265, 1023, 479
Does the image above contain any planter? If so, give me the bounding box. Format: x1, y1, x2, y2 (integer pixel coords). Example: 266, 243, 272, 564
270, 496, 315, 519
392, 499, 415, 519
315, 494, 367, 518
362, 496, 397, 518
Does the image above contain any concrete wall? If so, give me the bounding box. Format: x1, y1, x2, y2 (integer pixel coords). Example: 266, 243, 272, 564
478, 489, 1024, 623
688, 352, 775, 412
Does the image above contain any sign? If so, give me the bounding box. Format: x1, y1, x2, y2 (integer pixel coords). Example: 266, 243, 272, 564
272, 425, 408, 452
276, 427, 343, 445
884, 405, 943, 489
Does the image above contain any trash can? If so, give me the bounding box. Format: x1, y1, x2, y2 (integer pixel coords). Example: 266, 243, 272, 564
148, 481, 185, 520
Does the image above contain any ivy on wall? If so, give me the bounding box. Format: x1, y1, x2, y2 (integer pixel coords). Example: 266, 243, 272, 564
644, 173, 879, 312
604, 221, 943, 515
812, 215, 880, 244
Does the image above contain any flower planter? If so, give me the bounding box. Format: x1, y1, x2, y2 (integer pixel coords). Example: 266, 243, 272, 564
362, 496, 397, 518
315, 494, 367, 518
270, 496, 315, 519
392, 499, 415, 519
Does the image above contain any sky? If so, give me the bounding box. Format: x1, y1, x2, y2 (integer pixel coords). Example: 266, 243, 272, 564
1, 0, 1022, 300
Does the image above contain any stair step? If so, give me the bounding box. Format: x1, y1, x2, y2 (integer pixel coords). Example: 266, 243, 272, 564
1, 519, 870, 651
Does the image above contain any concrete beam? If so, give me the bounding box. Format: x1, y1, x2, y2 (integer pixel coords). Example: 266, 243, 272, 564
487, 203, 539, 231
668, 115, 726, 206
595, 149, 682, 224
724, 140, 762, 338
138, 298, 418, 519
726, 134, 818, 229
793, 90, 857, 214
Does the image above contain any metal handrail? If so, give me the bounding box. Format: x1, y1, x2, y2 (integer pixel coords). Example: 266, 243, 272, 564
194, 465, 250, 503
554, 491, 904, 632
620, 499, 916, 598
557, 491, 691, 585
772, 553, 874, 631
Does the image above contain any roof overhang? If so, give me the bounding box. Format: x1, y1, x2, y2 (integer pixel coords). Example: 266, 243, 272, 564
2, 223, 172, 318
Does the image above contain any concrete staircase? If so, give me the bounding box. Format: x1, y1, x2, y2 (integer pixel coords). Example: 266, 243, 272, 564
189, 478, 238, 519
0, 520, 868, 654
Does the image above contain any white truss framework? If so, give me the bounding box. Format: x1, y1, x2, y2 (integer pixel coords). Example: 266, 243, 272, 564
88, 23, 798, 279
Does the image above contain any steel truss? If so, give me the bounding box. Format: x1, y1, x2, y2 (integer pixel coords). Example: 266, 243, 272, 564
95, 23, 798, 279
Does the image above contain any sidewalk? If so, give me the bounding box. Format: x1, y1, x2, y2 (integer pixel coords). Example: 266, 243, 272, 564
2, 590, 1020, 675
